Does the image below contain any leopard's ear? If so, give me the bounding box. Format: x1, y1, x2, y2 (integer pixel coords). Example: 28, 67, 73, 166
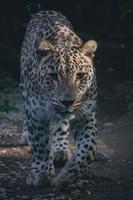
80, 40, 97, 59
36, 38, 54, 51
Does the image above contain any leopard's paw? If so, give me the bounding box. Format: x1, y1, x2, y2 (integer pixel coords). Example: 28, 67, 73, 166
53, 150, 71, 167
26, 171, 51, 186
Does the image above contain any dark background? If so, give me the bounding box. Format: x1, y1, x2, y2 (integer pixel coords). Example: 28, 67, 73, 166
0, 0, 133, 76
0, 0, 133, 116
0, 0, 133, 45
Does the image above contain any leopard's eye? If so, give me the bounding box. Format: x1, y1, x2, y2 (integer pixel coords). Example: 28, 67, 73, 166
76, 72, 86, 80
48, 73, 58, 81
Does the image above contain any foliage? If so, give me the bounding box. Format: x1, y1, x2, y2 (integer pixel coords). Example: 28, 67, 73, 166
0, 96, 17, 112
0, 70, 18, 112
126, 81, 133, 119
120, 1, 133, 36
0, 71, 17, 90
120, 2, 133, 19
0, 42, 19, 68
128, 101, 133, 119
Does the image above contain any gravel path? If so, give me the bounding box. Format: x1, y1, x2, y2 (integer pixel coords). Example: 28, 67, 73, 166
0, 90, 133, 200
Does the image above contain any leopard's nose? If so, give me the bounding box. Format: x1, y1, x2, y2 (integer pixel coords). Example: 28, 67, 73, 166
61, 100, 74, 107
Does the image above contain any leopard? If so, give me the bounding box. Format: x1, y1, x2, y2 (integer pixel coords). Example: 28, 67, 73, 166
20, 10, 97, 188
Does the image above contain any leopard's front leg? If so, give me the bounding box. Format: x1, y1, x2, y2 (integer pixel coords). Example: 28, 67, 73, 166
26, 110, 55, 186
50, 118, 72, 165
53, 112, 97, 188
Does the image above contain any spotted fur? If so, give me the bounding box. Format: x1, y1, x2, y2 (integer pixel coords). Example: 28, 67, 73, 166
20, 10, 97, 187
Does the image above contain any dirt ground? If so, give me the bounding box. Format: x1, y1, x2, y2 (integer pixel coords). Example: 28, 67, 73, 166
0, 88, 133, 200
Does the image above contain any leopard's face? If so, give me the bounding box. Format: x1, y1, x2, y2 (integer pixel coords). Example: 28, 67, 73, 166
37, 39, 97, 115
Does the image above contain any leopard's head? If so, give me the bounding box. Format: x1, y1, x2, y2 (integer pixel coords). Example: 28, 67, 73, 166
36, 38, 97, 115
